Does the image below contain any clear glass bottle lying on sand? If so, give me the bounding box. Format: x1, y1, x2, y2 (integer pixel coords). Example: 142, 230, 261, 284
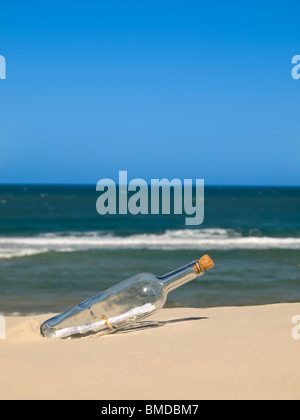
40, 254, 214, 339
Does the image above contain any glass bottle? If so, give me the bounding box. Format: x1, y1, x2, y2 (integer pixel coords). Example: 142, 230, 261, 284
40, 254, 214, 339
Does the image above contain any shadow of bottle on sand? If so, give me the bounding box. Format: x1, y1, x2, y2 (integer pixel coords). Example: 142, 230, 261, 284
117, 316, 209, 334
72, 316, 208, 339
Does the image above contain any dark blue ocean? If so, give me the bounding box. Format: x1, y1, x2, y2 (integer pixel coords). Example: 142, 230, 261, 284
0, 185, 299, 315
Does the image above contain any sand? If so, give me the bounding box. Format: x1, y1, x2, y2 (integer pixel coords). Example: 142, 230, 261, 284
1, 303, 300, 400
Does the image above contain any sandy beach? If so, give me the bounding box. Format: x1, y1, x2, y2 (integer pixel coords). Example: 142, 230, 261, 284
0, 303, 300, 400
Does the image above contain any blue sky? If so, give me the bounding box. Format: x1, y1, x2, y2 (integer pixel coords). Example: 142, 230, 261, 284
0, 1, 299, 185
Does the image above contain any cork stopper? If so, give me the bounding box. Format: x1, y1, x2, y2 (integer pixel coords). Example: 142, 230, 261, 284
194, 255, 214, 274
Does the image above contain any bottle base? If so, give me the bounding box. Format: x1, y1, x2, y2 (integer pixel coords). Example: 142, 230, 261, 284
40, 323, 56, 339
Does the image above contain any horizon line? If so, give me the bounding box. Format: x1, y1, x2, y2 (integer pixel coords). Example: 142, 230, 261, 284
0, 182, 299, 188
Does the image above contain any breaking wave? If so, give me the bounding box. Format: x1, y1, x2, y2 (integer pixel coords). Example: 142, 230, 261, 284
0, 228, 300, 258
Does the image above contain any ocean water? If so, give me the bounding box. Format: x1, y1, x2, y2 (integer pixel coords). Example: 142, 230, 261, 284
0, 185, 299, 315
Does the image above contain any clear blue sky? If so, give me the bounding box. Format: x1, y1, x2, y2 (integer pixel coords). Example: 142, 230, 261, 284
0, 0, 299, 185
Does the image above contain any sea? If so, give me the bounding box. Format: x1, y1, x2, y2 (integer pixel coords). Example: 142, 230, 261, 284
0, 185, 299, 315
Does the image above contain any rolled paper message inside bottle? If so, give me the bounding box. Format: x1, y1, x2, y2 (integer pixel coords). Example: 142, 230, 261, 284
40, 255, 214, 339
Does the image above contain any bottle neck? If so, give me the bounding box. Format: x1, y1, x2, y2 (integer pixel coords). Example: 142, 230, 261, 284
158, 261, 204, 294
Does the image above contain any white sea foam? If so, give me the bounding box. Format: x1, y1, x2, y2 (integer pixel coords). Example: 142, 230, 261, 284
0, 229, 299, 258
